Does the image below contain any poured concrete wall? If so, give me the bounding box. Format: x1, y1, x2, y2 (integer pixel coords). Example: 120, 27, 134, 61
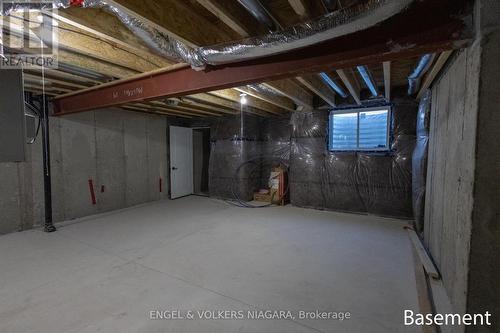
466, 1, 500, 330
0, 130, 43, 235
424, 1, 500, 330
0, 108, 168, 235
424, 47, 480, 317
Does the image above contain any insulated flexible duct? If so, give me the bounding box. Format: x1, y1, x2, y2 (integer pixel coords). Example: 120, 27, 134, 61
408, 54, 435, 95
1, 0, 414, 70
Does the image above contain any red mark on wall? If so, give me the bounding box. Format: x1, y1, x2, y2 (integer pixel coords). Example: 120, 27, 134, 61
159, 177, 163, 193
88, 179, 96, 205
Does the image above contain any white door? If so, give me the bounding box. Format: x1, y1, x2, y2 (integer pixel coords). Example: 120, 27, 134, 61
170, 126, 193, 199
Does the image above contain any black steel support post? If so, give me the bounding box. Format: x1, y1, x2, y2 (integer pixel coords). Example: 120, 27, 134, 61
41, 97, 56, 232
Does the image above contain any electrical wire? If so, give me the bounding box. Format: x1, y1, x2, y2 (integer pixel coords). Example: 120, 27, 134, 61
222, 154, 290, 209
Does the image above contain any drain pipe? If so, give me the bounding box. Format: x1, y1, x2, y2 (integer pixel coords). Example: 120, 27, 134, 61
408, 54, 435, 95
356, 65, 379, 97
319, 72, 348, 98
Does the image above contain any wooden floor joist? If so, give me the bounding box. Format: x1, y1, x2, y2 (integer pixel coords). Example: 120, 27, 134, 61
417, 51, 453, 99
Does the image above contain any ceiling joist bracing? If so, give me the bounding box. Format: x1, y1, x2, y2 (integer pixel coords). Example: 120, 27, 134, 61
416, 51, 453, 99
336, 69, 361, 105
296, 74, 336, 107
262, 79, 313, 110
233, 86, 296, 112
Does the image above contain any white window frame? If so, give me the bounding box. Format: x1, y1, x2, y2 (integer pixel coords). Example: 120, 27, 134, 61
328, 106, 391, 152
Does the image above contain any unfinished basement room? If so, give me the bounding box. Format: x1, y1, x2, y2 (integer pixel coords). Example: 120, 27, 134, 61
0, 0, 499, 332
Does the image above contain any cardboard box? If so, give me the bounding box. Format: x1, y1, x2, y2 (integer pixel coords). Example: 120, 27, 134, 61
254, 192, 272, 203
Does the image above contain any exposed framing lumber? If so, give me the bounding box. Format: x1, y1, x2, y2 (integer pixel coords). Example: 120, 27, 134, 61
122, 105, 193, 118
336, 69, 361, 105
416, 51, 453, 99
296, 74, 336, 107
234, 86, 296, 111
262, 79, 313, 110
177, 101, 237, 115
47, 10, 172, 68
407, 228, 440, 279
195, 0, 250, 37
185, 94, 267, 117
111, 0, 233, 45
4, 15, 140, 79
288, 0, 308, 18
24, 67, 102, 85
186, 93, 241, 111
411, 245, 439, 333
108, 0, 198, 47
194, 0, 300, 112
145, 101, 219, 117
24, 74, 89, 89
383, 61, 391, 101
210, 89, 285, 115
53, 0, 471, 114
136, 103, 206, 117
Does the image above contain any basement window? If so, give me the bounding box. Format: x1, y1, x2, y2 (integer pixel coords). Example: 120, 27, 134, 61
328, 106, 391, 151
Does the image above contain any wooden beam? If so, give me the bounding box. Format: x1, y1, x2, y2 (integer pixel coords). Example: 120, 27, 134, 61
167, 105, 222, 117
296, 74, 336, 107
30, 25, 157, 73
136, 102, 207, 117
177, 101, 237, 115
24, 67, 102, 85
146, 101, 218, 117
417, 51, 453, 99
336, 69, 361, 105
111, 0, 232, 45
185, 94, 268, 117
122, 105, 192, 118
234, 86, 296, 111
24, 74, 88, 90
195, 0, 250, 37
5, 14, 141, 79
210, 89, 285, 115
3, 23, 137, 80
407, 228, 440, 279
262, 79, 313, 110
46, 9, 172, 68
383, 61, 391, 101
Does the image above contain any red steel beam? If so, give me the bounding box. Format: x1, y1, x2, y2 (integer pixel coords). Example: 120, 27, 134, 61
53, 0, 472, 115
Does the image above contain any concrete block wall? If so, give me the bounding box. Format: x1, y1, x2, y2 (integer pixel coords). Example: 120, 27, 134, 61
0, 108, 169, 235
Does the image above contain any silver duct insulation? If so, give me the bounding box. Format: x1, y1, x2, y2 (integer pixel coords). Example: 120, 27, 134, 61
1, 0, 413, 70
408, 54, 435, 95
197, 0, 414, 67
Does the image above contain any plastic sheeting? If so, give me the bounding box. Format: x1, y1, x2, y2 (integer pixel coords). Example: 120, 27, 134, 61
207, 96, 417, 218
208, 113, 262, 201
412, 90, 431, 232
208, 114, 291, 202
289, 97, 417, 218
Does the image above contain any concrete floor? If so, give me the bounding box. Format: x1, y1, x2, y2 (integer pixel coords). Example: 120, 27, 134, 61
0, 196, 419, 333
